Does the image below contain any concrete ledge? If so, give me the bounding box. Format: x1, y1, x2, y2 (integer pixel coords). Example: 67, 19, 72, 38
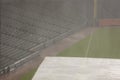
32, 57, 120, 80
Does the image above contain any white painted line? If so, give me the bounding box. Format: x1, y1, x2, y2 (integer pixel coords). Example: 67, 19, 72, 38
85, 30, 93, 57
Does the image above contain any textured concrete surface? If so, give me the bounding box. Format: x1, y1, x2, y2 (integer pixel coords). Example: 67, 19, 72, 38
32, 57, 120, 80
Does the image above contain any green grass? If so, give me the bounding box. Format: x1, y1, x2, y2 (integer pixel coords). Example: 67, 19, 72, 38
20, 69, 37, 80
58, 27, 120, 59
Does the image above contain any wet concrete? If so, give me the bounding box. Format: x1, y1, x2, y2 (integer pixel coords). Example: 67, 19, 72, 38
32, 57, 120, 80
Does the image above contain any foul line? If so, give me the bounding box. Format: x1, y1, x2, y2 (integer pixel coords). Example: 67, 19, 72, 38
84, 30, 94, 57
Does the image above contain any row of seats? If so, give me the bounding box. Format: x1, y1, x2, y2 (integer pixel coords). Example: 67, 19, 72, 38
1, 34, 38, 50
1, 16, 60, 39
1, 6, 70, 29
1, 24, 47, 44
2, 5, 85, 30
1, 44, 32, 60
2, 4, 77, 27
0, 56, 15, 72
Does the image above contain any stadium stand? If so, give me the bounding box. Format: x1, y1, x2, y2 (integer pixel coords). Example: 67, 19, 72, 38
0, 0, 89, 75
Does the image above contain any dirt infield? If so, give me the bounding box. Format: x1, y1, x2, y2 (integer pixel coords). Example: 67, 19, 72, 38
99, 19, 120, 26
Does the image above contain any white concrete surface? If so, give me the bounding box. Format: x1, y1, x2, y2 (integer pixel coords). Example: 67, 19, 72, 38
32, 57, 120, 80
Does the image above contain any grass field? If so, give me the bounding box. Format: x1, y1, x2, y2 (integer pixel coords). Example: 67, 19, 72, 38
20, 69, 37, 80
58, 27, 120, 59
21, 27, 120, 80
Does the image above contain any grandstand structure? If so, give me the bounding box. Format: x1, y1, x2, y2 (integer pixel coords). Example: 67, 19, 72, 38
0, 0, 90, 75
